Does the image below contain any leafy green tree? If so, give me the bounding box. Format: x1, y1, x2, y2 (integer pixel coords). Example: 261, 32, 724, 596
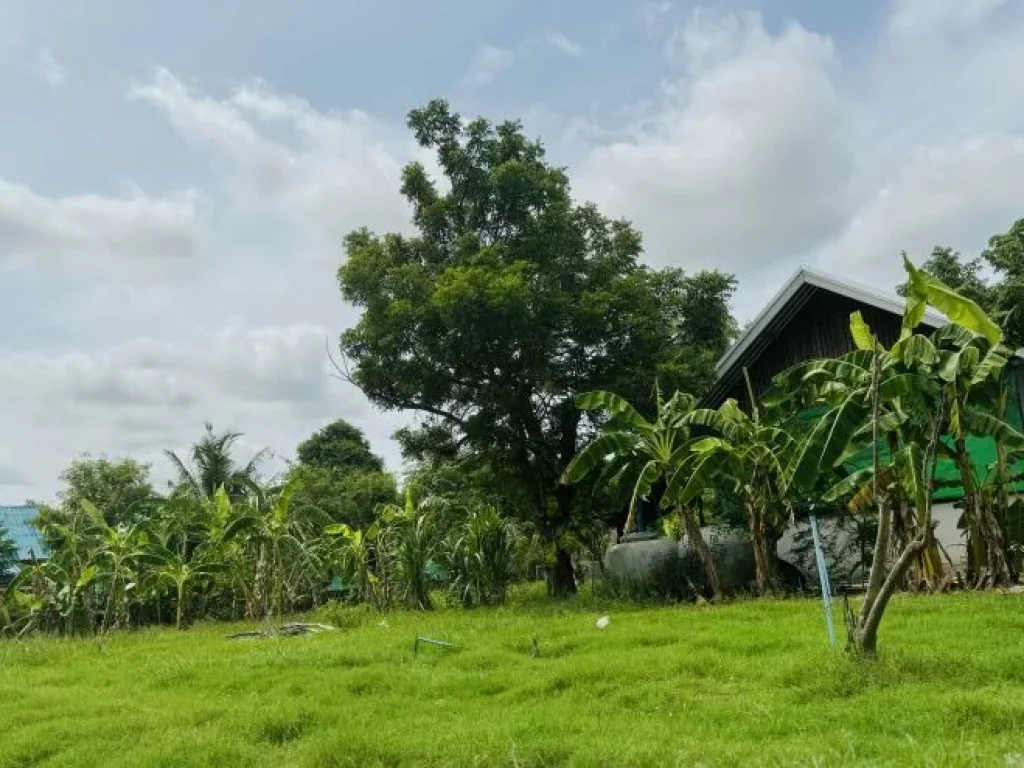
296, 419, 385, 473
53, 455, 156, 526
337, 99, 735, 596
654, 270, 739, 397
981, 217, 1024, 348
165, 422, 267, 501
288, 419, 397, 529
288, 465, 396, 530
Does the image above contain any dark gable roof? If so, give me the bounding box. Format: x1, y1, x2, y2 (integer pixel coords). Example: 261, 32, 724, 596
705, 267, 946, 407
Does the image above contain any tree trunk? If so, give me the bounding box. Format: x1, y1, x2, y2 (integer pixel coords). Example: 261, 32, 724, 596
176, 582, 185, 630
953, 437, 1012, 587
856, 535, 926, 653
547, 544, 576, 597
859, 497, 891, 626
546, 466, 579, 597
682, 507, 722, 600
746, 498, 774, 595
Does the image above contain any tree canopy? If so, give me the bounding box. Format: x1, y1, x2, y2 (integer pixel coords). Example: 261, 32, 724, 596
896, 218, 1024, 348
52, 455, 156, 527
337, 99, 736, 594
289, 419, 397, 529
296, 419, 384, 474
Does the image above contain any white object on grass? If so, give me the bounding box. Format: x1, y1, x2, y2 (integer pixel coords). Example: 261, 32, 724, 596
596, 615, 610, 630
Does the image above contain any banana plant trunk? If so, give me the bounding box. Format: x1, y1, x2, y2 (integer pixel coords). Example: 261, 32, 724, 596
952, 436, 1013, 587
745, 497, 775, 596
175, 580, 186, 630
681, 506, 722, 600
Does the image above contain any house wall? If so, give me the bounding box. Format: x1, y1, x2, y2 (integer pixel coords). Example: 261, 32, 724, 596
777, 503, 972, 587
723, 290, 905, 404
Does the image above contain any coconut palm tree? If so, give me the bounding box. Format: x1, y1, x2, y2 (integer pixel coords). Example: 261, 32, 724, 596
164, 422, 269, 502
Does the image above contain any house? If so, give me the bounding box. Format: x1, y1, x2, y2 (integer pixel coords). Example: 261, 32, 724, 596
707, 267, 948, 407
706, 267, 1024, 579
0, 505, 48, 579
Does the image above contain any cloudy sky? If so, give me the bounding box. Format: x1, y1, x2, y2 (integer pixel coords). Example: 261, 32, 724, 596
2, 0, 1023, 501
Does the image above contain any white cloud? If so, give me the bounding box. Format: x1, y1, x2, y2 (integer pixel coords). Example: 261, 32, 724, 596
576, 12, 853, 276
569, 1, 1024, 316
33, 47, 67, 86
128, 69, 416, 249
545, 32, 586, 58
819, 137, 1024, 282
0, 322, 412, 497
463, 44, 517, 87
0, 66, 433, 500
888, 0, 1007, 36
0, 176, 202, 271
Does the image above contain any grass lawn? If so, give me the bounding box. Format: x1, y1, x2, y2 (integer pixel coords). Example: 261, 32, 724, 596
2, 588, 1023, 767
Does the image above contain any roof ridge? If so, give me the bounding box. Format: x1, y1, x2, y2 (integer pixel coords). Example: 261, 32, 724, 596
716, 266, 946, 378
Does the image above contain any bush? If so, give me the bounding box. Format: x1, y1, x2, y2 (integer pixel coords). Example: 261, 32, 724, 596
445, 506, 520, 607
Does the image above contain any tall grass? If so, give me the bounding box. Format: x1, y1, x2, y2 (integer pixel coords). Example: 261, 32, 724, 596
2, 588, 1023, 766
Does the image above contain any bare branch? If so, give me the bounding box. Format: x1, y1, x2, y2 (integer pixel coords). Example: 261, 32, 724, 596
324, 336, 355, 386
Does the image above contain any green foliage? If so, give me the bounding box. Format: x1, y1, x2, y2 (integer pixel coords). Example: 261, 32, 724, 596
288, 464, 396, 530
903, 254, 1002, 343
444, 504, 521, 607
3, 592, 1023, 766
897, 246, 996, 310
565, 388, 698, 534
296, 419, 383, 473
164, 422, 267, 501
982, 217, 1024, 348
288, 419, 398, 531
53, 455, 156, 526
895, 219, 1024, 348
337, 98, 736, 594
375, 488, 437, 610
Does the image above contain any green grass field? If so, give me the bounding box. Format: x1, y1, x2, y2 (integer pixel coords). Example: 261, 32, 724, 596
2, 588, 1023, 767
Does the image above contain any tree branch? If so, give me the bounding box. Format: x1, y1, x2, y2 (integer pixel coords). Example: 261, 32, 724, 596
860, 534, 927, 649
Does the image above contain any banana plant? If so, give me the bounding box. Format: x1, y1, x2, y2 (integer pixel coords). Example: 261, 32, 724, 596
673, 396, 796, 596
150, 549, 225, 630
325, 522, 379, 606
775, 325, 947, 588
563, 388, 722, 599
784, 256, 1023, 652
222, 479, 323, 619
78, 500, 154, 632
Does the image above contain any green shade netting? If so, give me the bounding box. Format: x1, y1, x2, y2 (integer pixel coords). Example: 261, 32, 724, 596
800, 363, 1024, 502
